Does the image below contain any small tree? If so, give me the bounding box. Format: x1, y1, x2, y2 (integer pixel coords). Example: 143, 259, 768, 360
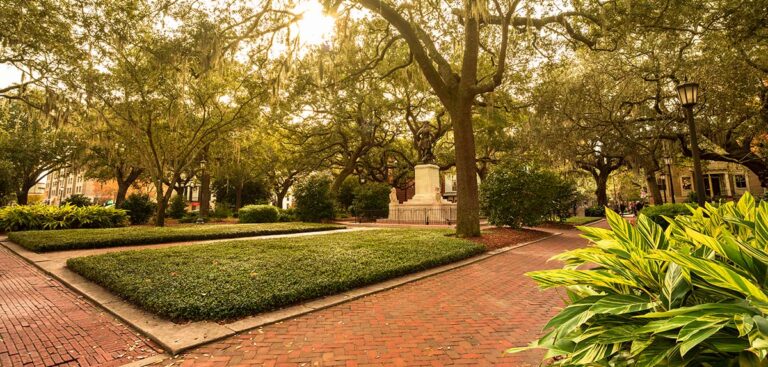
119, 193, 157, 225
337, 176, 361, 212
294, 173, 335, 222
480, 162, 577, 228
352, 182, 390, 219
167, 195, 187, 220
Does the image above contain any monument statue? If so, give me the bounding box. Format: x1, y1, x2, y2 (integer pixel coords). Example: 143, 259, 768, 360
389, 187, 399, 204
416, 124, 436, 164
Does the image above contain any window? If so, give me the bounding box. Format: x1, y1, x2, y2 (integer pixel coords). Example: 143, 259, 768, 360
681, 176, 692, 191
735, 174, 747, 189
657, 179, 667, 191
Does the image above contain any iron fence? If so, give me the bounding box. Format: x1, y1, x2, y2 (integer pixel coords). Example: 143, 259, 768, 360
359, 207, 457, 225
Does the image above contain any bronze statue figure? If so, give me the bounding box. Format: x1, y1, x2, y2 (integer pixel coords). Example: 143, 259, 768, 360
416, 124, 436, 164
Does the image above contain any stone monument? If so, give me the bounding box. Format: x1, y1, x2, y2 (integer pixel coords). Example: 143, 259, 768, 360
385, 125, 457, 224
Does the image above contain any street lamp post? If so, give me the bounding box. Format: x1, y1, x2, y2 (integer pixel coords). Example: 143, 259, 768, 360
660, 173, 668, 203
664, 157, 676, 203
676, 81, 706, 206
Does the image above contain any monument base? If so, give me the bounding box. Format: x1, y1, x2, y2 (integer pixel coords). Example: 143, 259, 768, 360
384, 164, 457, 225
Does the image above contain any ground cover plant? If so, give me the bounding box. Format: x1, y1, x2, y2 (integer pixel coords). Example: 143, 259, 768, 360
67, 229, 484, 321
9, 222, 344, 252
640, 203, 694, 229
512, 192, 768, 365
0, 204, 128, 231
564, 216, 603, 226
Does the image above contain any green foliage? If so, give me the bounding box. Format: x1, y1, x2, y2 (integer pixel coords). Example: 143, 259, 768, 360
585, 206, 606, 217
277, 208, 297, 222
640, 203, 694, 229
294, 173, 335, 222
564, 216, 603, 226
480, 162, 578, 228
119, 193, 156, 225
513, 193, 768, 365
62, 194, 93, 207
167, 195, 187, 219
238, 204, 279, 223
66, 229, 484, 321
9, 223, 343, 252
210, 204, 232, 219
0, 205, 127, 232
212, 179, 270, 207
337, 176, 361, 211
0, 100, 78, 204
352, 182, 390, 219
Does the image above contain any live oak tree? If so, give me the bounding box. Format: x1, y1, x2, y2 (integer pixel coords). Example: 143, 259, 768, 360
322, 0, 609, 236
80, 1, 283, 226
0, 99, 78, 204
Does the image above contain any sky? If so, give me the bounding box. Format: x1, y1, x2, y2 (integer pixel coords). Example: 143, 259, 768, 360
0, 64, 22, 89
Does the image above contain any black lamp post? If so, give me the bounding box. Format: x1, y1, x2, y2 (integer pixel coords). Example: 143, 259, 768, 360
676, 80, 705, 206
660, 173, 668, 203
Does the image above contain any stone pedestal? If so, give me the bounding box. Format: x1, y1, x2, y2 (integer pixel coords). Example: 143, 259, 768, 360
386, 164, 457, 224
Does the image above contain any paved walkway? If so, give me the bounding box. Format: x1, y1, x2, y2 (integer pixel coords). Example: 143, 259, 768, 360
155, 223, 605, 367
0, 245, 160, 366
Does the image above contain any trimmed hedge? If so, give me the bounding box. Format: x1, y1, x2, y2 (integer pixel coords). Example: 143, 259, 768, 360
238, 205, 279, 223
584, 206, 605, 217
67, 229, 485, 321
8, 222, 344, 252
0, 204, 128, 231
639, 203, 694, 228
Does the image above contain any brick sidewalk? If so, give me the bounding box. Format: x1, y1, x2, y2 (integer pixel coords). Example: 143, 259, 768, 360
0, 246, 160, 366
156, 224, 603, 367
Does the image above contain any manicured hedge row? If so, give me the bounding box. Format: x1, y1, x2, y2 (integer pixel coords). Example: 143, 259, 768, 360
0, 205, 128, 232
67, 229, 485, 321
8, 222, 345, 252
639, 203, 694, 228
238, 205, 279, 223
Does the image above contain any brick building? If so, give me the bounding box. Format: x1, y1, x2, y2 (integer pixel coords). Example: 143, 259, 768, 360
656, 160, 765, 203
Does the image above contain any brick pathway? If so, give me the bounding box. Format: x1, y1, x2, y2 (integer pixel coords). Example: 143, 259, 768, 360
0, 246, 160, 367
156, 223, 603, 367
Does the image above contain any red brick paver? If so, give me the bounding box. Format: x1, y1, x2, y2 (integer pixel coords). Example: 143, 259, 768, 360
157, 224, 603, 367
0, 246, 160, 366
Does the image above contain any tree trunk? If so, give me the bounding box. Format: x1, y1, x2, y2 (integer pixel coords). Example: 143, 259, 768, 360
235, 180, 244, 210
200, 171, 211, 217
16, 190, 28, 205
645, 173, 663, 205
116, 181, 130, 207
275, 183, 291, 209
16, 179, 34, 205
595, 174, 609, 208
451, 100, 480, 237
331, 166, 355, 196
154, 181, 175, 227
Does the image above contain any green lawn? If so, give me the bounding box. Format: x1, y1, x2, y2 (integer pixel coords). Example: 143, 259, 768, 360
66, 229, 484, 321
565, 216, 603, 225
9, 222, 344, 252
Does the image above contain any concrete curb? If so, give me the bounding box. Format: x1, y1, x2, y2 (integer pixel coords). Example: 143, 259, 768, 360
1, 227, 567, 356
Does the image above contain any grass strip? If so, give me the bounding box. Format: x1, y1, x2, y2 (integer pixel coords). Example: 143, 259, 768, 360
67, 229, 484, 321
9, 222, 344, 252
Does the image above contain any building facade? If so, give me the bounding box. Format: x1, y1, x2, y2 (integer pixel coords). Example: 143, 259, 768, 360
656, 160, 765, 203
44, 168, 119, 205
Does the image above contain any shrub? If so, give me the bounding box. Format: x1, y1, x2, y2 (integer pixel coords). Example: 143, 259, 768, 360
119, 193, 156, 225
480, 162, 577, 228
238, 204, 279, 223
277, 208, 297, 222
294, 173, 335, 222
167, 195, 187, 219
352, 182, 390, 219
62, 194, 93, 207
0, 204, 128, 231
639, 203, 693, 229
337, 176, 361, 211
584, 206, 605, 217
179, 212, 204, 224
210, 204, 232, 219
513, 192, 768, 365
10, 223, 343, 252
